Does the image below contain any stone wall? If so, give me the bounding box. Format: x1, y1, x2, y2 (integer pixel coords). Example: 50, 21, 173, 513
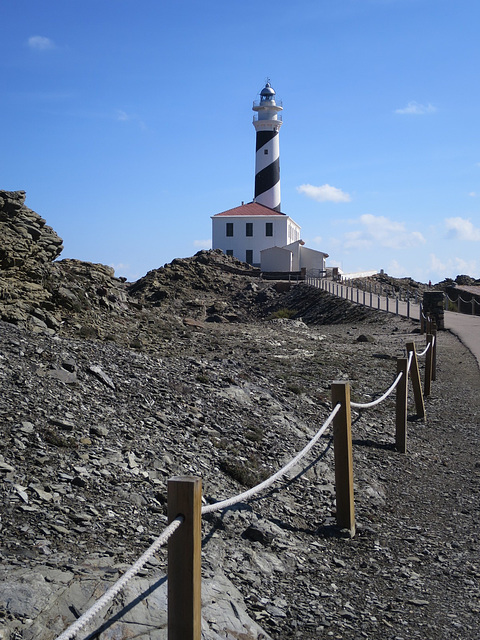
422, 290, 445, 330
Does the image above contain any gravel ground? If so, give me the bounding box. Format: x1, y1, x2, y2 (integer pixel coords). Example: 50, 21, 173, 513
1, 298, 479, 639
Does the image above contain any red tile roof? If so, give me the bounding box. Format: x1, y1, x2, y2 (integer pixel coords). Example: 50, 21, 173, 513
212, 202, 286, 217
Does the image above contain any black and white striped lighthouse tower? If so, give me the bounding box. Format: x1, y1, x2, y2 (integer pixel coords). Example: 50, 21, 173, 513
252, 80, 283, 212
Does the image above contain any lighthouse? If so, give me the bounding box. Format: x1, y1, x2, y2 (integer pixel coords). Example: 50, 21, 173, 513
252, 80, 283, 212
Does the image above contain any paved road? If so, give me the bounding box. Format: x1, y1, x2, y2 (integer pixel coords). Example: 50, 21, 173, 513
444, 310, 480, 370
308, 277, 480, 371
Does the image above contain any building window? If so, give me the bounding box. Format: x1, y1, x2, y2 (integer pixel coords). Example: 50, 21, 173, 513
266, 222, 273, 237
246, 222, 253, 237
264, 149, 269, 155
246, 250, 253, 265
226, 222, 233, 237
226, 249, 233, 257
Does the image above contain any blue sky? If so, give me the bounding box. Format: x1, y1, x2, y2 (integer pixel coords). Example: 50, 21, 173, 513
2, 0, 480, 282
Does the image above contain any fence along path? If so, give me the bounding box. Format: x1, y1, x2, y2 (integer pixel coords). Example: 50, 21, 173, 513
307, 276, 480, 370
54, 327, 437, 640
306, 276, 422, 321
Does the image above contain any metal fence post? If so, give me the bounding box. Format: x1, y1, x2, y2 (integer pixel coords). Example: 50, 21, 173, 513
168, 476, 202, 640
331, 382, 355, 537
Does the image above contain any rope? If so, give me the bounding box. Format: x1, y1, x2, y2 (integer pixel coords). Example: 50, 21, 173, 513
202, 404, 341, 515
350, 371, 403, 409
417, 342, 431, 357
55, 516, 183, 640
407, 350, 414, 373
54, 406, 342, 638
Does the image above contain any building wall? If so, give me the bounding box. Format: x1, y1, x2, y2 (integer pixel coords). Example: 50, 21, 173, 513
260, 246, 292, 272
212, 215, 300, 265
299, 246, 327, 272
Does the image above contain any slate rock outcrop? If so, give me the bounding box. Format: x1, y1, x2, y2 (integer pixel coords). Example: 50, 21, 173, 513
0, 190, 63, 271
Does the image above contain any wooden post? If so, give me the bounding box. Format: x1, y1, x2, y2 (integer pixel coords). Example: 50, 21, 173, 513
406, 342, 426, 420
424, 334, 434, 397
426, 316, 432, 334
395, 358, 408, 453
431, 327, 437, 382
168, 476, 202, 640
331, 382, 355, 537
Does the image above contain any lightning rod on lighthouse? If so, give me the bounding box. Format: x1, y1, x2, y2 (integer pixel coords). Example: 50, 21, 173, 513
252, 80, 283, 212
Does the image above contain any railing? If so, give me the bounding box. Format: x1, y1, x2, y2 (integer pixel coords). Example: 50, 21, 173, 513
444, 291, 480, 316
55, 327, 438, 640
305, 275, 421, 321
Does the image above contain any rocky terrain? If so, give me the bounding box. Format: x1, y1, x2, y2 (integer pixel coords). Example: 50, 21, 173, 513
349, 271, 480, 302
1, 191, 479, 639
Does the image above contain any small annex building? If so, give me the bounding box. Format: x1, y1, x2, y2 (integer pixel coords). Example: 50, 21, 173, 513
261, 240, 328, 274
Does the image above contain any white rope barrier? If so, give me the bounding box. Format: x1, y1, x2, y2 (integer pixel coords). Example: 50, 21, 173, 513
407, 350, 414, 373
350, 371, 403, 409
55, 516, 183, 640
417, 342, 431, 357
55, 405, 341, 639
202, 404, 341, 515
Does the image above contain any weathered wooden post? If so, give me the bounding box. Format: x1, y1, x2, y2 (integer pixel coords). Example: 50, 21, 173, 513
395, 358, 408, 453
406, 342, 426, 420
424, 334, 434, 396
331, 382, 355, 537
431, 326, 437, 381
168, 476, 202, 640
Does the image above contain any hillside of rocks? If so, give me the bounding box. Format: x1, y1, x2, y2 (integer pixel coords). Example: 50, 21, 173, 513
1, 191, 479, 640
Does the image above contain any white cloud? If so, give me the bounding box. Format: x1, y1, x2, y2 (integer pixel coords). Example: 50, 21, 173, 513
387, 259, 407, 277
193, 239, 211, 249
109, 263, 142, 281
445, 217, 480, 241
115, 110, 147, 130
468, 192, 477, 197
297, 183, 351, 203
28, 36, 55, 51
312, 236, 323, 245
343, 214, 426, 250
116, 110, 130, 122
394, 101, 436, 115
429, 253, 478, 278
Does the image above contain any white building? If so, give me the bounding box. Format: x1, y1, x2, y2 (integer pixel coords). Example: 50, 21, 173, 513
211, 201, 300, 267
211, 202, 328, 273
